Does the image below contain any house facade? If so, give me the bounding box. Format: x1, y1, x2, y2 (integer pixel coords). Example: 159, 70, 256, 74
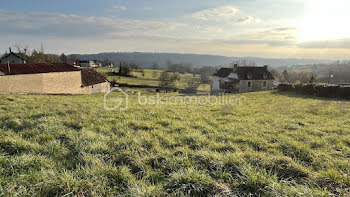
212, 65, 275, 93
0, 63, 110, 95
0, 52, 27, 64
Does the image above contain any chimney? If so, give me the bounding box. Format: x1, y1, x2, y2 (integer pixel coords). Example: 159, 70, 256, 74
7, 61, 10, 73
9, 47, 12, 53
234, 64, 238, 69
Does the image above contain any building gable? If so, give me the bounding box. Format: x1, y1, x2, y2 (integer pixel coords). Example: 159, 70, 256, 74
227, 73, 239, 79
213, 68, 234, 78
81, 68, 109, 86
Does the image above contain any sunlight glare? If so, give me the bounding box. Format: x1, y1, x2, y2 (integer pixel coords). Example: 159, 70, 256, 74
298, 0, 350, 41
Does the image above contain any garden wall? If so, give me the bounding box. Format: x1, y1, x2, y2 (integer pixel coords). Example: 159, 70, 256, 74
278, 84, 350, 99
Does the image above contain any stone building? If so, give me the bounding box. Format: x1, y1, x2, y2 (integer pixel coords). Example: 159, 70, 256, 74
212, 65, 275, 93
0, 63, 110, 95
0, 51, 27, 64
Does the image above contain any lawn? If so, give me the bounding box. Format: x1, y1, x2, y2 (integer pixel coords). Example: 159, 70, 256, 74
0, 91, 349, 196
96, 68, 211, 92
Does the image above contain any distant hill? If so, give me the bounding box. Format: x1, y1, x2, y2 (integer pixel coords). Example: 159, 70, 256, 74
73, 52, 332, 68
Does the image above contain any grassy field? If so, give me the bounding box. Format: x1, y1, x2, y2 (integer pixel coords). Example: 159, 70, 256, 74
96, 68, 211, 91
0, 91, 349, 196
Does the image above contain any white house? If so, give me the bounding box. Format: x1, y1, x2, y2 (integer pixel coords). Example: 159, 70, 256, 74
212, 65, 275, 93
76, 60, 102, 68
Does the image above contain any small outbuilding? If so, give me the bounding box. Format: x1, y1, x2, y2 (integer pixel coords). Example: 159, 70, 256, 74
0, 63, 110, 95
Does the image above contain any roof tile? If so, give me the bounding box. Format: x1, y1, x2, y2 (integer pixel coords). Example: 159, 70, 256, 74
213, 66, 274, 80
81, 68, 109, 87
0, 63, 80, 75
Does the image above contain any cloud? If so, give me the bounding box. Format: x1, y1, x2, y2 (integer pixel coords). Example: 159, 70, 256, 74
113, 5, 127, 11
216, 27, 298, 46
298, 38, 350, 49
192, 6, 239, 20
192, 6, 260, 24
245, 27, 297, 40
143, 7, 153, 11
0, 9, 180, 38
0, 8, 349, 59
0, 9, 298, 49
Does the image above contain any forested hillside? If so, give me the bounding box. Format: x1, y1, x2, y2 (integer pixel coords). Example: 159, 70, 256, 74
74, 52, 332, 68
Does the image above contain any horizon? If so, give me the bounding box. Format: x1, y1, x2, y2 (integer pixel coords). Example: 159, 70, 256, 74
71, 51, 341, 61
1, 50, 342, 62
1, 0, 349, 59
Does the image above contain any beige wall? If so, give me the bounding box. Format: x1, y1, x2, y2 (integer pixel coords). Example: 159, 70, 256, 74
91, 83, 102, 94
0, 73, 44, 94
0, 71, 111, 95
42, 71, 83, 94
239, 80, 274, 93
82, 82, 111, 94
0, 71, 83, 94
100, 82, 111, 93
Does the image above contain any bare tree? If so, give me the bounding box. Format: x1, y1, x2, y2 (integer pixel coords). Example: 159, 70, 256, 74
269, 68, 280, 81
282, 69, 289, 82
200, 73, 210, 83
59, 53, 68, 63
152, 62, 159, 70
159, 71, 175, 88
186, 77, 200, 89
170, 72, 181, 81
152, 71, 158, 79
231, 59, 257, 67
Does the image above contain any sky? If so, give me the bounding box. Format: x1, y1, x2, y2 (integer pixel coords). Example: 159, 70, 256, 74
0, 0, 349, 59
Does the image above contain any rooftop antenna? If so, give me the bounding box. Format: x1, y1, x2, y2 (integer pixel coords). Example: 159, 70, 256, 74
7, 60, 10, 73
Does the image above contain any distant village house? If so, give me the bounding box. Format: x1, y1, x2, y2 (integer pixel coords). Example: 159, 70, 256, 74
0, 48, 27, 64
0, 63, 110, 95
75, 60, 102, 68
212, 65, 275, 93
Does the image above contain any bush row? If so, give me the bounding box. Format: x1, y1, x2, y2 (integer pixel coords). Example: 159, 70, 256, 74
278, 84, 350, 99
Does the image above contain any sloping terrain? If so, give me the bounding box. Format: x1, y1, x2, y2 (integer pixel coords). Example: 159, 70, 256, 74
0, 91, 349, 196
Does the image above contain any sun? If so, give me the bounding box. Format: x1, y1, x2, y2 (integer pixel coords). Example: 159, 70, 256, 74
298, 0, 350, 42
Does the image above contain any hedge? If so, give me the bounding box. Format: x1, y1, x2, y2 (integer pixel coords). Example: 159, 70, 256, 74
278, 84, 350, 99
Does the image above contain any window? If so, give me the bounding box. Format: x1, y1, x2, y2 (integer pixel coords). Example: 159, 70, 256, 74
263, 73, 267, 79
247, 73, 252, 79
263, 81, 267, 87
248, 81, 252, 88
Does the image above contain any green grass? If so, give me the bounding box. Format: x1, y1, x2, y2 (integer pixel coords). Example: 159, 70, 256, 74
96, 68, 211, 91
0, 91, 349, 196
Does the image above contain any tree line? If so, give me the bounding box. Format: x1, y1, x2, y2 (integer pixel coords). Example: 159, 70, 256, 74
4, 45, 77, 64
